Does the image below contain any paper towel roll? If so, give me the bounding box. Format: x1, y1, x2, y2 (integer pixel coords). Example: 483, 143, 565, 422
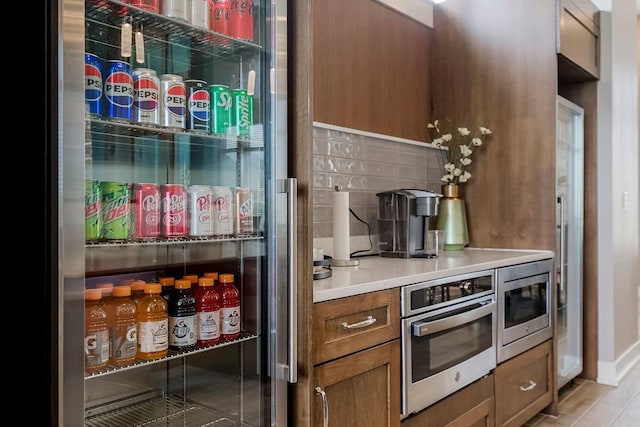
333, 189, 350, 261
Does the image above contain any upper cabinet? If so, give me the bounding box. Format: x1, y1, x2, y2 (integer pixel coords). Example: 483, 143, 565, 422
313, 0, 432, 142
557, 0, 600, 81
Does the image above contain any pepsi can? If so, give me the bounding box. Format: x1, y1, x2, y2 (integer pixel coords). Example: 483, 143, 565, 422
85, 53, 102, 116
133, 68, 160, 125
102, 60, 134, 121
185, 79, 210, 133
160, 74, 186, 129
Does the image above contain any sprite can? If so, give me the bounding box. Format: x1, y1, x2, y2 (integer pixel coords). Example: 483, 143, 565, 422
209, 84, 232, 134
100, 181, 131, 240
231, 88, 253, 137
85, 180, 103, 240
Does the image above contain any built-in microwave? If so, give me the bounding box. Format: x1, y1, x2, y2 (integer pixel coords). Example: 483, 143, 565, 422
496, 259, 553, 363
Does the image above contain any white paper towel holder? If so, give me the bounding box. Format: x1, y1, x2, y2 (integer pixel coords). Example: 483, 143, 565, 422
331, 185, 360, 267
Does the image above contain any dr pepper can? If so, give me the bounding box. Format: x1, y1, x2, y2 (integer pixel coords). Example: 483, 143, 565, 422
131, 183, 161, 239
160, 184, 187, 237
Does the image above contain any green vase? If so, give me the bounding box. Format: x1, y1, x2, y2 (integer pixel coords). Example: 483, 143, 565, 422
436, 184, 469, 251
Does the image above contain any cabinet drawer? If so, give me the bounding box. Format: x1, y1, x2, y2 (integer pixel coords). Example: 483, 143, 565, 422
495, 340, 553, 427
313, 288, 400, 364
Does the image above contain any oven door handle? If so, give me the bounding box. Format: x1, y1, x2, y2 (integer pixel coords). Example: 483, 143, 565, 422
412, 301, 496, 337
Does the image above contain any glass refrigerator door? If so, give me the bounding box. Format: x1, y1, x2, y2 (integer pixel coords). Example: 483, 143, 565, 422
60, 0, 289, 425
555, 95, 584, 390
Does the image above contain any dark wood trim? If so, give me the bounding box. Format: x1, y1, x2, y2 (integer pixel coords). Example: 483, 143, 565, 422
289, 0, 314, 425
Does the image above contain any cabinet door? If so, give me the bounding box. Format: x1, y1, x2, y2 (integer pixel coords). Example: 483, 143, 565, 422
314, 340, 401, 427
402, 374, 494, 427
495, 340, 553, 427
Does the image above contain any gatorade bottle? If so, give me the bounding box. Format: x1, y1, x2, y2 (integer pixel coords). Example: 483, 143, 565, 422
108, 285, 137, 367
219, 273, 240, 342
195, 276, 221, 346
159, 276, 175, 301
136, 283, 169, 361
168, 279, 197, 351
129, 280, 146, 306
85, 289, 110, 373
183, 274, 199, 287
203, 272, 218, 282
96, 282, 114, 304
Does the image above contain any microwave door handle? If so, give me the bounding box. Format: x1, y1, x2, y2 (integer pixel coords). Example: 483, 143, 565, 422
412, 301, 496, 337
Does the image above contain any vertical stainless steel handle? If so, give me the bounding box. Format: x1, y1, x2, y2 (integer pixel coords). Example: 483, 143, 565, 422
315, 387, 329, 427
558, 196, 565, 292
285, 178, 298, 383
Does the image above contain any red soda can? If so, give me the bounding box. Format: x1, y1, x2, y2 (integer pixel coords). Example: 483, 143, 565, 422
210, 0, 230, 36
130, 0, 160, 13
160, 184, 188, 237
228, 0, 253, 41
131, 183, 161, 239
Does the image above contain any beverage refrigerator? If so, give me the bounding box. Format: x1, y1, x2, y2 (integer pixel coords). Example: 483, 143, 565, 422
555, 95, 584, 390
51, 0, 297, 425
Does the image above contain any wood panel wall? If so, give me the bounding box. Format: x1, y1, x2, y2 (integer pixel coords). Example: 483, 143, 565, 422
313, 0, 432, 142
430, 0, 558, 252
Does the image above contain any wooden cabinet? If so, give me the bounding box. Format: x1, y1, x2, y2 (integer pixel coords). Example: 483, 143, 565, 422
557, 0, 600, 80
402, 374, 494, 427
494, 340, 553, 427
313, 289, 401, 427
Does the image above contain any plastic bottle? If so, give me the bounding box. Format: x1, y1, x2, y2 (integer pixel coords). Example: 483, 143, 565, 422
203, 272, 218, 282
108, 285, 137, 367
168, 279, 197, 351
183, 274, 199, 287
85, 288, 110, 373
96, 282, 114, 304
159, 276, 175, 301
129, 280, 146, 306
136, 283, 169, 360
218, 273, 240, 341
195, 276, 221, 346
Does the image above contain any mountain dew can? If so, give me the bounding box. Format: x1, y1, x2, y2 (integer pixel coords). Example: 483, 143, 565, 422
85, 180, 102, 240
209, 84, 232, 134
101, 181, 131, 240
231, 88, 252, 136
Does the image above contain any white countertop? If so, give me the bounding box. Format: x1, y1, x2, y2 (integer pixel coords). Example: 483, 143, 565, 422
313, 248, 554, 303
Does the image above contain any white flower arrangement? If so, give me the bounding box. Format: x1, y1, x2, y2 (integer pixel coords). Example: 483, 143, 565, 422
427, 120, 492, 185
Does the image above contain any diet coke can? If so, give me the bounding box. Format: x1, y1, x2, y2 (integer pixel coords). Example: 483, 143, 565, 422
234, 187, 253, 235
160, 74, 186, 129
160, 184, 188, 237
189, 0, 209, 29
185, 79, 210, 133
188, 185, 213, 236
161, 0, 188, 21
229, 0, 253, 41
132, 68, 160, 125
131, 183, 161, 239
211, 186, 233, 235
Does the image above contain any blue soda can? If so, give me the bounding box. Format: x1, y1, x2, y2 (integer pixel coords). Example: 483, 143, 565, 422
102, 60, 134, 121
84, 53, 102, 116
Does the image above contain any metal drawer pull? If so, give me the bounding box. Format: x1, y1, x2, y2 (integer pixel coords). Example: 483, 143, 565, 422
341, 315, 377, 329
315, 387, 329, 427
520, 380, 537, 392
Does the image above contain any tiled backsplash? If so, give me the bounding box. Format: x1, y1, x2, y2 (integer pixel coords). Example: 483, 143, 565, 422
312, 124, 445, 247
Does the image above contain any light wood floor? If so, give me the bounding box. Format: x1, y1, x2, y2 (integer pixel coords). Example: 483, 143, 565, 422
524, 360, 640, 426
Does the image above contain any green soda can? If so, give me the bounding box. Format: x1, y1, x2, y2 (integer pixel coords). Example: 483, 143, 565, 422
100, 181, 131, 240
209, 84, 232, 134
232, 88, 253, 137
85, 180, 102, 240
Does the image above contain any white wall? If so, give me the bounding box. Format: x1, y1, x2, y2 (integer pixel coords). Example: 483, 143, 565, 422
596, 0, 640, 385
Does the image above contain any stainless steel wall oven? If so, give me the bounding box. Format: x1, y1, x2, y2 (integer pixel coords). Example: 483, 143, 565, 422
401, 270, 496, 418
496, 259, 553, 363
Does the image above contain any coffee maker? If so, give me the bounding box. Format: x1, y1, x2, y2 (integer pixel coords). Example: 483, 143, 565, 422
376, 189, 442, 258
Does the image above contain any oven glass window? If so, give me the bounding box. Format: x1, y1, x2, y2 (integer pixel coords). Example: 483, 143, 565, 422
504, 282, 547, 328
410, 311, 493, 383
